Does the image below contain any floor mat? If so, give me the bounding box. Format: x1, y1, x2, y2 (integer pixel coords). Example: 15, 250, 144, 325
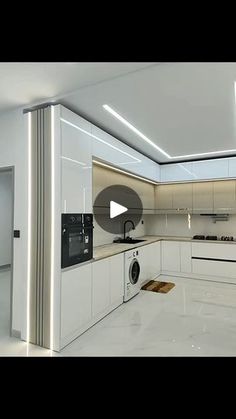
141, 280, 175, 294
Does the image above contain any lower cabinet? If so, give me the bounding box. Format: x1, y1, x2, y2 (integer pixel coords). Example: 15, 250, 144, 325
60, 253, 124, 349
61, 263, 92, 345
162, 241, 181, 272
180, 242, 192, 273
92, 253, 124, 318
139, 242, 161, 285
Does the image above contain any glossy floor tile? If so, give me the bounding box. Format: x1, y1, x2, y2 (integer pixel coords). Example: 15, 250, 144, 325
1, 272, 236, 356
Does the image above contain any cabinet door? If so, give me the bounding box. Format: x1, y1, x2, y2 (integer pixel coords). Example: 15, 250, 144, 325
92, 259, 110, 318
61, 113, 92, 213
161, 162, 194, 182
213, 180, 236, 212
172, 183, 193, 212
147, 242, 161, 279
61, 264, 92, 340
192, 182, 213, 213
192, 159, 229, 180
180, 242, 192, 273
228, 157, 236, 177
155, 185, 173, 210
109, 253, 124, 305
161, 241, 180, 272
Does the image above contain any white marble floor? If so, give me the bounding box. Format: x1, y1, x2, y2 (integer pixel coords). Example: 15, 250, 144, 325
1, 271, 236, 356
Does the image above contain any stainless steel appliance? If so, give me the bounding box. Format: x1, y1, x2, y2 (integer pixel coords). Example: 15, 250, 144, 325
193, 234, 234, 241
61, 213, 93, 268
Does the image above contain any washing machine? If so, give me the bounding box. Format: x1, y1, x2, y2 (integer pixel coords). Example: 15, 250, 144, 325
124, 249, 141, 302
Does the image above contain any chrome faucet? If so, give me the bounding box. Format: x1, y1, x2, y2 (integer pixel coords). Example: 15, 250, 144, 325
123, 220, 135, 240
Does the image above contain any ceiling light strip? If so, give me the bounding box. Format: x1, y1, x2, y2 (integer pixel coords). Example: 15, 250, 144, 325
60, 117, 141, 163
172, 149, 236, 159
103, 104, 171, 159
93, 159, 158, 185
103, 104, 236, 160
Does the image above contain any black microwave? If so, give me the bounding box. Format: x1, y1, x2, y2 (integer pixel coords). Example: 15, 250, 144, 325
61, 213, 93, 268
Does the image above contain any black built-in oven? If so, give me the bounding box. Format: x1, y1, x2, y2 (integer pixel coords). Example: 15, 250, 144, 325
61, 213, 93, 268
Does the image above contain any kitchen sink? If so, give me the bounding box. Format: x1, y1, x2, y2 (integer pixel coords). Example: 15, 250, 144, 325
113, 238, 146, 244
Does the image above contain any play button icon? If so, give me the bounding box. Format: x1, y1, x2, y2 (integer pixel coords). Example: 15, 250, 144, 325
93, 184, 143, 235
110, 201, 128, 219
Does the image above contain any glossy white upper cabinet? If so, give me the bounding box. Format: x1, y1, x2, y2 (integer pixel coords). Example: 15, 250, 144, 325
161, 162, 194, 182
228, 157, 236, 177
60, 107, 92, 213
91, 125, 160, 182
161, 158, 233, 182
191, 159, 229, 180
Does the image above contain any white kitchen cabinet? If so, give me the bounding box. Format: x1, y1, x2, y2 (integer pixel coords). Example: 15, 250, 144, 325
155, 184, 173, 211
213, 180, 236, 212
161, 241, 180, 272
92, 254, 124, 318
91, 125, 160, 182
172, 183, 193, 212
61, 110, 92, 213
147, 241, 161, 279
92, 258, 110, 318
138, 242, 161, 285
61, 263, 92, 344
192, 182, 213, 213
110, 253, 124, 305
192, 242, 236, 261
228, 157, 236, 177
192, 159, 229, 180
192, 259, 236, 281
161, 162, 194, 182
180, 242, 192, 273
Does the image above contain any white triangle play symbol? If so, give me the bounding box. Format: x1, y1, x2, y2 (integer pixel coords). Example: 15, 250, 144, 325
110, 201, 128, 219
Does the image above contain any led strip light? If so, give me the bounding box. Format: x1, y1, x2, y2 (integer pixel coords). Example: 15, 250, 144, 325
50, 107, 55, 351
26, 112, 32, 344
103, 104, 236, 160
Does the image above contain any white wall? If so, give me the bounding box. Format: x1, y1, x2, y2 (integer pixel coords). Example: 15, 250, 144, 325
0, 108, 27, 336
145, 213, 236, 238
0, 171, 13, 266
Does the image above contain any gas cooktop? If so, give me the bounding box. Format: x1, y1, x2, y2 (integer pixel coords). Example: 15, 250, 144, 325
193, 235, 235, 241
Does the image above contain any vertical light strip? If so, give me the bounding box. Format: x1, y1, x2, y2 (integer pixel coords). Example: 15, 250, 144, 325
188, 213, 191, 230
26, 112, 32, 344
50, 106, 55, 351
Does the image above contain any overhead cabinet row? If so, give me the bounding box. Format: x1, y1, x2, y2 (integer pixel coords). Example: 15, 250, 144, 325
155, 180, 236, 213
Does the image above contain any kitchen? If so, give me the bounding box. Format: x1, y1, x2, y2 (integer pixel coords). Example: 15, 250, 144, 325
1, 62, 236, 356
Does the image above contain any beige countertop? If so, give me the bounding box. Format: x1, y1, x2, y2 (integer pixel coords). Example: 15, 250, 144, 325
93, 235, 236, 261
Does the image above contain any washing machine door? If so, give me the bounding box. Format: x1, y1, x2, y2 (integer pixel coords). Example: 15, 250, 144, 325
129, 259, 140, 284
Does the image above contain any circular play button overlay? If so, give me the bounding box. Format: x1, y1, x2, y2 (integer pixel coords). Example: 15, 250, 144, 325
93, 184, 143, 235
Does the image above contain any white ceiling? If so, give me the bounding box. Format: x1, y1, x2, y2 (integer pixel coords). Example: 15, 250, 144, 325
1, 62, 236, 163
0, 62, 151, 112
61, 62, 236, 163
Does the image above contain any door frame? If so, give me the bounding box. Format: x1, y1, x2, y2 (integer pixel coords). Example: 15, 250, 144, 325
0, 166, 14, 336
